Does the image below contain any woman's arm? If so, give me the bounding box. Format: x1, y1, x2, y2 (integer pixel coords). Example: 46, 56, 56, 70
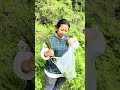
21, 56, 34, 73
40, 43, 54, 60
93, 32, 106, 56
40, 43, 50, 60
86, 27, 106, 56
67, 37, 80, 49
13, 40, 34, 80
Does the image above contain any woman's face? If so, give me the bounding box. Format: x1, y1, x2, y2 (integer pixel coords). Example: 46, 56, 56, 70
56, 24, 69, 38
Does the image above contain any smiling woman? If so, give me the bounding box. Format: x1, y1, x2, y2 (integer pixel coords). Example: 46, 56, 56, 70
55, 24, 69, 38
40, 19, 80, 90
55, 19, 70, 37
35, 0, 85, 89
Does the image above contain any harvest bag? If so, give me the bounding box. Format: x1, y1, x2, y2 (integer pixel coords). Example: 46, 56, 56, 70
52, 45, 76, 80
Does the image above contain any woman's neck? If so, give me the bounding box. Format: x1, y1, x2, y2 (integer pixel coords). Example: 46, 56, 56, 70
55, 34, 65, 39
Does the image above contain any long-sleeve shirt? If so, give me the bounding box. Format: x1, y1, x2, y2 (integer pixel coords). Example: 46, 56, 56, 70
13, 40, 34, 80
40, 34, 79, 78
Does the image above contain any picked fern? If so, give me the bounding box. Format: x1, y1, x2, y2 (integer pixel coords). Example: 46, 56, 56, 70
36, 30, 56, 62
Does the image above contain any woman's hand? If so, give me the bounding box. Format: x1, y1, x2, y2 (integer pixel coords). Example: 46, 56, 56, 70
21, 56, 35, 74
44, 50, 54, 57
67, 38, 76, 45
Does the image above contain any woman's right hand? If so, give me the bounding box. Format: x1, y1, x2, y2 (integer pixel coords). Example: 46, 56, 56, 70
21, 56, 34, 74
44, 49, 54, 57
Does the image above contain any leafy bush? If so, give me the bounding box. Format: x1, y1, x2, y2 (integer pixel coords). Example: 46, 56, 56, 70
35, 0, 85, 90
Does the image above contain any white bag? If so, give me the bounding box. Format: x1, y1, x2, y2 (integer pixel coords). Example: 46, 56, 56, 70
52, 45, 76, 80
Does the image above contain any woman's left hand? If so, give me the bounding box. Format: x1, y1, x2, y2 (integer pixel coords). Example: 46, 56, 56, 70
67, 38, 76, 46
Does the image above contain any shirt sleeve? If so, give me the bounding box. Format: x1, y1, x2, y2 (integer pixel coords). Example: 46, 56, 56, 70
87, 31, 106, 56
40, 43, 50, 60
13, 40, 34, 80
93, 32, 106, 55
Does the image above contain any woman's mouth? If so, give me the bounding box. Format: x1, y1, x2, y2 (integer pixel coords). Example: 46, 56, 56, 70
60, 34, 65, 37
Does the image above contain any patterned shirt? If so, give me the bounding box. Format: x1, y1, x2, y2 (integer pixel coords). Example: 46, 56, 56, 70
45, 34, 69, 74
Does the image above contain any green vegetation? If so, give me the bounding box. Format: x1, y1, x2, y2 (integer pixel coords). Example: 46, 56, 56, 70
35, 0, 85, 90
0, 0, 34, 89
2, 0, 119, 90
0, 0, 85, 89
86, 0, 120, 90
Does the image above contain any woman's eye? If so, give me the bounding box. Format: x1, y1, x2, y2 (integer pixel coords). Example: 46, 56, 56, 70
64, 29, 68, 32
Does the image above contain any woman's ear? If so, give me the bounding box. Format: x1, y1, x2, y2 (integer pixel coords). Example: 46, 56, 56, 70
55, 30, 57, 33
55, 29, 58, 33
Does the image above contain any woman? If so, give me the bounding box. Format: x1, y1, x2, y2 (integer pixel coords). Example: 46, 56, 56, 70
40, 19, 79, 90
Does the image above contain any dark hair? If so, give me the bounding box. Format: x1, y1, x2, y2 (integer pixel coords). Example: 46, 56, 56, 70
55, 19, 70, 29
